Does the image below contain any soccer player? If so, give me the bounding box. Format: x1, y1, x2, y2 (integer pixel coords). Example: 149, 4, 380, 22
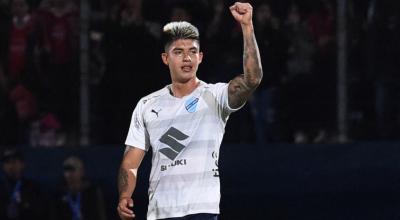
117, 2, 262, 220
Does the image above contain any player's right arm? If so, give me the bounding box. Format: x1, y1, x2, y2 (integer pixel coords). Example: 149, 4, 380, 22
227, 2, 263, 109
117, 147, 146, 220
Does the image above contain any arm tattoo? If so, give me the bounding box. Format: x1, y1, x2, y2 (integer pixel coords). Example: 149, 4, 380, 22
229, 74, 254, 107
229, 27, 263, 109
118, 167, 129, 195
243, 33, 263, 84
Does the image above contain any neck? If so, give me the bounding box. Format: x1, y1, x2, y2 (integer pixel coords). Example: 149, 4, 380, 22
7, 176, 21, 184
171, 77, 200, 98
67, 181, 83, 193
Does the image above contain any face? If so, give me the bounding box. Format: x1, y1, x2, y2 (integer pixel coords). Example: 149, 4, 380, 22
256, 4, 272, 24
162, 39, 203, 83
63, 166, 84, 185
288, 4, 300, 24
2, 159, 24, 180
11, 0, 28, 17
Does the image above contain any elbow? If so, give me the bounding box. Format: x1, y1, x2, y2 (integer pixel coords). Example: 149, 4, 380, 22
248, 78, 261, 88
246, 70, 263, 88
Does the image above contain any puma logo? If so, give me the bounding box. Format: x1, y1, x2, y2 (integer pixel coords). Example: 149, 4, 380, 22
151, 108, 161, 117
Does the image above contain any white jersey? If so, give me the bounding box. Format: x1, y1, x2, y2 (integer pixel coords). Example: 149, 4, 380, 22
125, 81, 242, 220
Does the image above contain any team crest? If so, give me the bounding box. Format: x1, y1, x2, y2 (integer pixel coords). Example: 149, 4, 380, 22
185, 97, 199, 113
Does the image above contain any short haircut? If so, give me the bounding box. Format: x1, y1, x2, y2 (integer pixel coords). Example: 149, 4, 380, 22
162, 21, 200, 51
1, 148, 24, 162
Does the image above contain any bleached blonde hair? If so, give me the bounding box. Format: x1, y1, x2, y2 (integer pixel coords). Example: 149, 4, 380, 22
162, 21, 200, 51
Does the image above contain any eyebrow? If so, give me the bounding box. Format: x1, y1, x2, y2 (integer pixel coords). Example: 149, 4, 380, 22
172, 47, 198, 51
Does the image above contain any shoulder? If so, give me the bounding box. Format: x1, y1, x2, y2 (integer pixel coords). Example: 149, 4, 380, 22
140, 87, 169, 104
134, 86, 169, 112
201, 82, 229, 95
202, 81, 228, 90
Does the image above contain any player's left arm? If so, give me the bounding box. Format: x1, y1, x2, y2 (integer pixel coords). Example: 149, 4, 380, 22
228, 2, 263, 109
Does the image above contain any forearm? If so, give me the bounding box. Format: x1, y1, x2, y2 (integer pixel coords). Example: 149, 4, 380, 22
118, 162, 137, 200
117, 148, 145, 219
118, 147, 145, 200
242, 23, 263, 88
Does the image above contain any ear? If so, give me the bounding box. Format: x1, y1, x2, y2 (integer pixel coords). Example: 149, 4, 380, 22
161, 53, 168, 65
198, 51, 203, 64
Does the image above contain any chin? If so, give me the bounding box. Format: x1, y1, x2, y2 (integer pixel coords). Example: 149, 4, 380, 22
174, 73, 196, 83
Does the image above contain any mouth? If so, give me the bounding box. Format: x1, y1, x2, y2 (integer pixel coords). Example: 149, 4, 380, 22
181, 65, 193, 72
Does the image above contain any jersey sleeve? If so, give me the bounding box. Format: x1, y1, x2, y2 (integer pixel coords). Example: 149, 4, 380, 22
125, 99, 150, 151
213, 82, 245, 114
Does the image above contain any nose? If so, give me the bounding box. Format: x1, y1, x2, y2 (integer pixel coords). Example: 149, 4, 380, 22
182, 52, 191, 62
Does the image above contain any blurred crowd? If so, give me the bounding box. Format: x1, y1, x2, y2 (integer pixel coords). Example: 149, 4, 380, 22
0, 0, 399, 147
0, 148, 107, 220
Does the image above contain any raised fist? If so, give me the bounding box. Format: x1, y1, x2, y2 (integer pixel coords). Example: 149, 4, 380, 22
229, 2, 253, 26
